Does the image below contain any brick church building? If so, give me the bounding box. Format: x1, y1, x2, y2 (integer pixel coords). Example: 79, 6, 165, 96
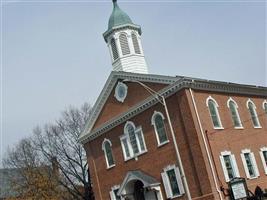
79, 1, 267, 199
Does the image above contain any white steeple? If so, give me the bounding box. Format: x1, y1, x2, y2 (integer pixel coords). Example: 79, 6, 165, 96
103, 0, 148, 74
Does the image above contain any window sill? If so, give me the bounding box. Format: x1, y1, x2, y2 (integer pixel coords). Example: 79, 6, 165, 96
234, 126, 244, 130
213, 127, 224, 130
170, 194, 184, 199
247, 176, 259, 180
123, 150, 147, 162
107, 164, 115, 170
158, 140, 170, 148
253, 126, 262, 129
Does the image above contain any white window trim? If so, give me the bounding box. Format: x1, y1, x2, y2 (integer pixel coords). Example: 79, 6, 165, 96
227, 97, 243, 129
135, 126, 147, 153
161, 164, 185, 199
220, 151, 240, 182
151, 111, 169, 146
110, 185, 121, 200
102, 138, 115, 169
246, 99, 262, 128
120, 121, 147, 161
263, 100, 267, 113
206, 96, 224, 129
240, 149, 259, 179
259, 147, 267, 175
114, 82, 128, 103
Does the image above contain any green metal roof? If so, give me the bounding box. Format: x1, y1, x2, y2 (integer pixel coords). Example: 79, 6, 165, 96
108, 0, 133, 31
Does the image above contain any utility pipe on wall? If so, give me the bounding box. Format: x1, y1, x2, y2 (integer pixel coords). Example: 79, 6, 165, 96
189, 88, 223, 200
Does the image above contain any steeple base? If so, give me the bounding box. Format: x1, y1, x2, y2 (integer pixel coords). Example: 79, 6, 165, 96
112, 55, 148, 74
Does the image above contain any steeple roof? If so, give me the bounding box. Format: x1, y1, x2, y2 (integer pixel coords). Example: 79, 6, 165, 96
103, 0, 141, 41
108, 0, 133, 30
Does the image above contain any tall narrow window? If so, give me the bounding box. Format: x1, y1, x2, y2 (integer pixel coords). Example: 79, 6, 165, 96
151, 111, 168, 146
161, 165, 184, 199
111, 38, 119, 60
102, 139, 115, 168
247, 99, 261, 128
220, 151, 240, 182
206, 96, 223, 129
131, 33, 141, 54
120, 122, 146, 161
126, 123, 139, 154
241, 149, 259, 179
259, 147, 267, 175
263, 100, 267, 115
227, 98, 242, 128
119, 33, 130, 55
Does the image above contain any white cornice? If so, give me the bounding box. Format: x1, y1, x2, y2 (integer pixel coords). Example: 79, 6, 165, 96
79, 72, 267, 144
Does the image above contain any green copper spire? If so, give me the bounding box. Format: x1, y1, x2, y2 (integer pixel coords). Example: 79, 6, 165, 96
108, 0, 133, 30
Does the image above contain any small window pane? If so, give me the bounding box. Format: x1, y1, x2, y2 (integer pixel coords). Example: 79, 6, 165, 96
122, 138, 130, 158
131, 33, 141, 54
262, 151, 267, 168
105, 142, 114, 166
223, 155, 235, 180
248, 102, 260, 127
208, 100, 221, 128
244, 153, 256, 177
113, 189, 120, 200
119, 34, 130, 55
264, 103, 267, 114
155, 115, 168, 144
127, 124, 139, 154
136, 129, 145, 152
167, 169, 180, 196
111, 38, 119, 60
229, 101, 242, 128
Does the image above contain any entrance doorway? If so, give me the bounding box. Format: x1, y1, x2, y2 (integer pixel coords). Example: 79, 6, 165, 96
133, 180, 145, 200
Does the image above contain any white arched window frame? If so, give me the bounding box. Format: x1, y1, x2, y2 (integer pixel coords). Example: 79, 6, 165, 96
263, 100, 267, 115
240, 149, 259, 179
259, 147, 267, 175
227, 98, 243, 129
110, 37, 119, 61
206, 96, 223, 129
131, 32, 141, 54
219, 151, 240, 182
120, 121, 147, 161
119, 33, 130, 56
102, 138, 115, 169
151, 111, 169, 146
246, 99, 261, 128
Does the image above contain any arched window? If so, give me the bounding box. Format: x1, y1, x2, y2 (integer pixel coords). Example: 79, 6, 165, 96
110, 38, 119, 61
206, 96, 223, 129
227, 98, 242, 128
119, 33, 130, 55
151, 111, 168, 146
131, 33, 141, 54
120, 121, 146, 160
102, 139, 115, 168
247, 99, 261, 128
263, 100, 267, 115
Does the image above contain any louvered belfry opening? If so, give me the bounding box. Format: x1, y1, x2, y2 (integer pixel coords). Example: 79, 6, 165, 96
132, 33, 141, 54
111, 38, 118, 60
119, 33, 130, 55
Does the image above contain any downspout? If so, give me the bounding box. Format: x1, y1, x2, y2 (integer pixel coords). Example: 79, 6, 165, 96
189, 88, 223, 200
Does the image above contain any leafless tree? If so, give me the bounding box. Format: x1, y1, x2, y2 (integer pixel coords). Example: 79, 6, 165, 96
4, 103, 94, 200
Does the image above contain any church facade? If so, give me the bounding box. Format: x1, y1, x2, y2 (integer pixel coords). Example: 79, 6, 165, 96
79, 1, 267, 200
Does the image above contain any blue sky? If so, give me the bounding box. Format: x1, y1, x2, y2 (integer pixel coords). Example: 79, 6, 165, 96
1, 0, 266, 165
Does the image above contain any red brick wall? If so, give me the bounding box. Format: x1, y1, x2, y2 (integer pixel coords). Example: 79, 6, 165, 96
191, 90, 267, 192
84, 86, 267, 200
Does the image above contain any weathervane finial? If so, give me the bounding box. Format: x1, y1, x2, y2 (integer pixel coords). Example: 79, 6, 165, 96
112, 0, 117, 3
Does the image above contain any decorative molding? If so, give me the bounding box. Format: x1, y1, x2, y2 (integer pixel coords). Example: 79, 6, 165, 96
79, 72, 267, 144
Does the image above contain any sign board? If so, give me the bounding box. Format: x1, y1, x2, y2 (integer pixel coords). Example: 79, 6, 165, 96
228, 178, 249, 200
